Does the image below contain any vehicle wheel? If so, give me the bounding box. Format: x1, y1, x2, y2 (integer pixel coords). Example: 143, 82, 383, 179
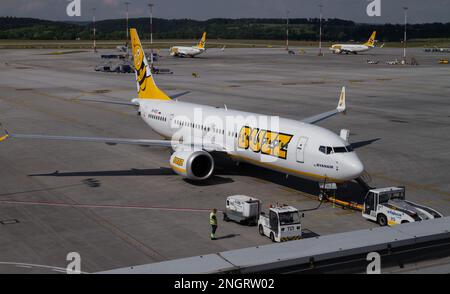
377, 214, 388, 226
223, 214, 229, 222
318, 193, 324, 202
270, 232, 276, 243
258, 225, 264, 236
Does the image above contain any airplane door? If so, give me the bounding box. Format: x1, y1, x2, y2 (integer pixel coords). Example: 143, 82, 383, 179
296, 137, 308, 163
168, 113, 174, 126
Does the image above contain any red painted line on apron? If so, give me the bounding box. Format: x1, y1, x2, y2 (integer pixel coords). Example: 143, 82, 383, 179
0, 199, 222, 213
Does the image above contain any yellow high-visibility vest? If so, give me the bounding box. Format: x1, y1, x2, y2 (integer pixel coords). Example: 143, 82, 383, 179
209, 212, 217, 225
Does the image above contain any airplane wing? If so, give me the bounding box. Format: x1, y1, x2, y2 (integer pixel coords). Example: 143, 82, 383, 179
0, 125, 225, 151
5, 133, 172, 147
302, 87, 346, 125
76, 91, 190, 106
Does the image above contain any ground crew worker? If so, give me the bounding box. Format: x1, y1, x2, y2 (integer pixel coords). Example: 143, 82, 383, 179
210, 208, 218, 240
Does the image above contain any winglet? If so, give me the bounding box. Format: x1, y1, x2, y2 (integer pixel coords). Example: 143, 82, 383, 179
0, 123, 10, 142
337, 87, 346, 113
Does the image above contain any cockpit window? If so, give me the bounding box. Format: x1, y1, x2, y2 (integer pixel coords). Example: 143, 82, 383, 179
319, 145, 354, 154
319, 146, 333, 154
333, 147, 347, 153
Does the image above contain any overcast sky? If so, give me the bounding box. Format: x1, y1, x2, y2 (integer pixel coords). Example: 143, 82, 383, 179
1, 0, 449, 23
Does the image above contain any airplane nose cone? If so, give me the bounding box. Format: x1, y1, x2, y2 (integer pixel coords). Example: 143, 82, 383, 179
347, 158, 364, 179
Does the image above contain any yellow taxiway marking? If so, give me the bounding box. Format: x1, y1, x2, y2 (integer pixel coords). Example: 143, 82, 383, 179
252, 178, 269, 184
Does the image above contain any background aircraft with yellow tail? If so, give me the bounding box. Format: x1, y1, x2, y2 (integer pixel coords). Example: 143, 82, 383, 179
170, 32, 207, 57
1, 29, 365, 185
330, 31, 377, 54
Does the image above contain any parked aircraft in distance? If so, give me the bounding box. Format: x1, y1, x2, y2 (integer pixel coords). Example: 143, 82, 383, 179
170, 32, 207, 57
330, 31, 377, 54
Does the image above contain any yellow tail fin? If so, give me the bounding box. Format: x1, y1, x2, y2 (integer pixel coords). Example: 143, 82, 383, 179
197, 32, 207, 49
364, 31, 377, 47
130, 28, 171, 100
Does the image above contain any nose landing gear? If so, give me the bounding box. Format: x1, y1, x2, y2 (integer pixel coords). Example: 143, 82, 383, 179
318, 181, 337, 202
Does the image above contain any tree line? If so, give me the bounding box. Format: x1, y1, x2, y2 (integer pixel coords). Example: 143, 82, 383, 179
1, 17, 449, 41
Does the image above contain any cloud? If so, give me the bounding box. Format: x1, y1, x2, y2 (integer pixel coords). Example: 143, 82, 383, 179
102, 0, 119, 7
22, 1, 47, 12
0, 0, 448, 23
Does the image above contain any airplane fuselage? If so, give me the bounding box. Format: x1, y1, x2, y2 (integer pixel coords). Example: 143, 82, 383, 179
330, 44, 372, 54
138, 99, 364, 183
170, 46, 205, 57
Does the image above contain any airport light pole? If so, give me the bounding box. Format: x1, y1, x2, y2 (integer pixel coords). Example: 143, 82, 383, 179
403, 7, 408, 62
125, 2, 131, 40
149, 2, 154, 69
318, 4, 323, 56
92, 8, 97, 53
286, 10, 289, 51
149, 3, 154, 45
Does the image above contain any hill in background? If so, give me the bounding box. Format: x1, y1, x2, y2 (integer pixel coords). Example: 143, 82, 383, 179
1, 16, 450, 42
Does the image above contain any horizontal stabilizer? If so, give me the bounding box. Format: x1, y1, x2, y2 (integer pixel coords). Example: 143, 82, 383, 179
170, 91, 191, 99
76, 98, 139, 106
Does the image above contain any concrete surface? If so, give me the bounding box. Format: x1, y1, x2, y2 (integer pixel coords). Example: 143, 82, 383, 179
0, 46, 448, 273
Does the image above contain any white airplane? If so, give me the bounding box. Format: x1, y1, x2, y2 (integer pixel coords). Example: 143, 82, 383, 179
0, 29, 364, 185
330, 31, 377, 54
170, 32, 207, 58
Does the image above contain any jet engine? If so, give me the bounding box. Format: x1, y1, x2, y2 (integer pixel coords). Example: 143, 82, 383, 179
169, 150, 214, 180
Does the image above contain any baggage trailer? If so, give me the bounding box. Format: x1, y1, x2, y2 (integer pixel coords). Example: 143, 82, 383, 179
223, 195, 261, 226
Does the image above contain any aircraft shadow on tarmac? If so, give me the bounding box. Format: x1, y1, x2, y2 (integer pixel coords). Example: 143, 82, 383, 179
28, 162, 366, 204
29, 168, 234, 186
27, 137, 381, 204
